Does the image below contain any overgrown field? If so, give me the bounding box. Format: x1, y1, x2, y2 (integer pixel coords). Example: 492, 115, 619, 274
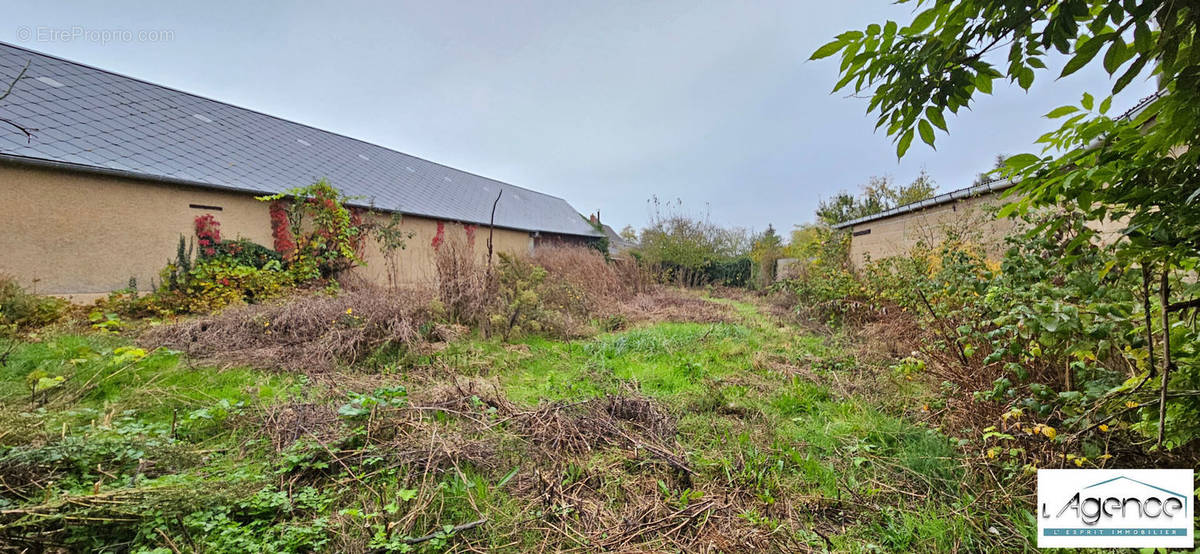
0, 287, 1032, 553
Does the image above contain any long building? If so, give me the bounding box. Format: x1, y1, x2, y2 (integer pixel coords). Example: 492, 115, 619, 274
0, 43, 602, 301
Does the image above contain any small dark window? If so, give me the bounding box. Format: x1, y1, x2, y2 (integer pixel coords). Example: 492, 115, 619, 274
852, 228, 871, 237
189, 204, 223, 211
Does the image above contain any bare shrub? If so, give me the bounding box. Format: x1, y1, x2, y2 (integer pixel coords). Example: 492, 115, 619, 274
854, 310, 926, 367
611, 256, 651, 294
530, 246, 631, 312
614, 287, 736, 325
142, 288, 432, 372
433, 238, 496, 326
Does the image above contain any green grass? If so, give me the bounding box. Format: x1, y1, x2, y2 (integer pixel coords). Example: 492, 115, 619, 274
0, 293, 1024, 552
1, 334, 297, 429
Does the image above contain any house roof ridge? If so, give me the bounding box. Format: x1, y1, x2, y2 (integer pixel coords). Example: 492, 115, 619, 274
0, 41, 572, 205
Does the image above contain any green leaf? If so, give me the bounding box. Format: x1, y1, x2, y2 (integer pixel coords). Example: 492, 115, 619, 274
1081, 92, 1093, 110
1133, 22, 1152, 52
34, 376, 65, 394
498, 466, 520, 488
997, 201, 1021, 218
925, 106, 947, 131
836, 30, 863, 42
975, 73, 994, 94
1016, 67, 1034, 90
896, 128, 914, 159
1113, 55, 1148, 94
1102, 40, 1129, 74
338, 403, 370, 418
1045, 105, 1078, 118
906, 7, 938, 35
918, 119, 936, 147
810, 39, 845, 60
1099, 95, 1112, 115
1060, 38, 1104, 78
1004, 153, 1040, 170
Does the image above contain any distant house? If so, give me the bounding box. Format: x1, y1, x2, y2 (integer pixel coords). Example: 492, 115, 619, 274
835, 93, 1163, 268
601, 224, 636, 256
832, 179, 1018, 267
0, 43, 602, 301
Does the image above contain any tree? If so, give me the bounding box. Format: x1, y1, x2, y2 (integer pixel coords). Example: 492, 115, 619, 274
814, 0, 1200, 447
972, 154, 1008, 186
635, 196, 753, 286
750, 224, 785, 286
816, 171, 937, 225
785, 224, 823, 259
814, 192, 859, 226
619, 225, 638, 243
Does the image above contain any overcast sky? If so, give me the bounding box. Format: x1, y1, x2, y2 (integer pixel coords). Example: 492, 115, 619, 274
7, 1, 1157, 235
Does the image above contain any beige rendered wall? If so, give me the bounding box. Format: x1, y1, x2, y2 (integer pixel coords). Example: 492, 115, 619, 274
845, 193, 1016, 268
351, 216, 533, 287
0, 162, 275, 302
0, 162, 536, 301
844, 191, 1130, 268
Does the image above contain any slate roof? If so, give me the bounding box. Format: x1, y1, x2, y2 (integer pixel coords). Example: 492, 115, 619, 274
601, 224, 636, 255
0, 42, 601, 237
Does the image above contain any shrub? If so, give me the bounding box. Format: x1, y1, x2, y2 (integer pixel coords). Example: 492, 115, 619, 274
530, 246, 631, 317
772, 227, 865, 324
139, 258, 295, 317
194, 213, 222, 258
257, 180, 367, 278
0, 275, 67, 336
635, 197, 753, 287
214, 239, 284, 270
835, 210, 1200, 454
488, 253, 552, 339
701, 257, 752, 287
434, 239, 496, 326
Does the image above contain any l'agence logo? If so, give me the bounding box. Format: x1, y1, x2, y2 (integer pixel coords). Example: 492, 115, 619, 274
1037, 469, 1194, 548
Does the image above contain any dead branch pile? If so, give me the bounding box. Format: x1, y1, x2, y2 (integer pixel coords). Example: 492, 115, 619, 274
142, 289, 433, 372
0, 485, 246, 551
389, 383, 797, 551
614, 287, 737, 325
257, 402, 342, 450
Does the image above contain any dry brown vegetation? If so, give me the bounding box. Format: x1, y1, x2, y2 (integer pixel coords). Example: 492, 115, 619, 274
613, 288, 736, 326
143, 289, 432, 372
433, 239, 498, 326
141, 246, 727, 373
278, 379, 815, 553
2, 258, 1005, 552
